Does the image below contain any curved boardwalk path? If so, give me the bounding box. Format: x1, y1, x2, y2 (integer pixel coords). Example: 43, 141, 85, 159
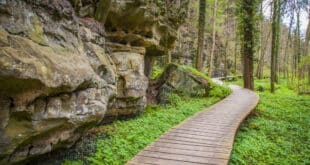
126, 81, 259, 165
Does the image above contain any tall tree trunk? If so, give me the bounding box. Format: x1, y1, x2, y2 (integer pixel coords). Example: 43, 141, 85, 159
196, 0, 206, 71
271, 0, 280, 93
256, 3, 263, 79
284, 12, 294, 79
275, 0, 281, 83
234, 19, 238, 74
296, 7, 301, 63
304, 10, 310, 56
256, 29, 271, 79
209, 0, 218, 77
239, 0, 257, 90
224, 1, 230, 78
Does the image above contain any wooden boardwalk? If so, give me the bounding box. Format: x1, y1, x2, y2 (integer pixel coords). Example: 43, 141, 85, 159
126, 84, 259, 165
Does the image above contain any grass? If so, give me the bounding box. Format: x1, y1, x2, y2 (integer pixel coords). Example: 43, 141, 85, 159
88, 96, 221, 165
229, 78, 310, 164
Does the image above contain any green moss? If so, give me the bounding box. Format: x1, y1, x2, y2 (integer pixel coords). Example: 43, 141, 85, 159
150, 65, 164, 80
28, 16, 47, 46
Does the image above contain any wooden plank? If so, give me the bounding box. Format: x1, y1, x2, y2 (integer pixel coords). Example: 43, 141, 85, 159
150, 142, 231, 154
172, 128, 231, 136
156, 139, 232, 149
163, 133, 232, 142
138, 150, 228, 164
159, 136, 231, 147
130, 155, 206, 165
183, 122, 236, 128
170, 129, 235, 138
143, 146, 230, 159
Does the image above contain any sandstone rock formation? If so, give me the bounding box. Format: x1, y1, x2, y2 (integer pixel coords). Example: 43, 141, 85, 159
0, 0, 188, 163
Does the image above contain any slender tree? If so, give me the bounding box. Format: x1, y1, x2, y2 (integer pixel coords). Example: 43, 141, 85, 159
304, 5, 310, 56
275, 0, 281, 83
237, 0, 259, 90
209, 0, 218, 76
196, 0, 206, 71
256, 26, 272, 79
271, 0, 281, 93
256, 2, 263, 79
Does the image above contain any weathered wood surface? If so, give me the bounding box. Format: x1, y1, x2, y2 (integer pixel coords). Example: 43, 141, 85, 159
126, 84, 259, 165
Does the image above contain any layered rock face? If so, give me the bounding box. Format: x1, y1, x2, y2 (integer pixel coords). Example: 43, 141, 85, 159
0, 1, 116, 163
0, 0, 188, 163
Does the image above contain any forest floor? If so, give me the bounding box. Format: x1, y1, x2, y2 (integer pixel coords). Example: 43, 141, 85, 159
229, 78, 310, 164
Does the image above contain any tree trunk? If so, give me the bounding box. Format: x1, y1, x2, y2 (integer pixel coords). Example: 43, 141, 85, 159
209, 0, 218, 77
275, 0, 281, 83
256, 3, 263, 79
283, 12, 294, 79
234, 17, 237, 74
296, 8, 301, 65
271, 0, 280, 93
239, 0, 256, 90
224, 1, 229, 78
196, 0, 206, 71
256, 25, 271, 79
304, 12, 310, 56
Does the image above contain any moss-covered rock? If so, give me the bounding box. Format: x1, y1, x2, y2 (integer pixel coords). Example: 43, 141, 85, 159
148, 64, 209, 104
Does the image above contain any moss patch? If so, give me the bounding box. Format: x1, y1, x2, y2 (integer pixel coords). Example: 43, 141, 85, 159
28, 16, 47, 46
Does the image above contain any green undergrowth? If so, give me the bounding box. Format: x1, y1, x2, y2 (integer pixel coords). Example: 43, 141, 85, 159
88, 96, 220, 165
150, 65, 164, 80
230, 79, 310, 164
61, 71, 231, 165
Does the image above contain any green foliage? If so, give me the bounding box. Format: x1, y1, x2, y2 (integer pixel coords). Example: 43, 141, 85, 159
230, 79, 310, 164
299, 55, 310, 67
209, 84, 231, 98
87, 97, 223, 165
236, 0, 261, 54
150, 65, 164, 80
167, 93, 182, 106
179, 64, 212, 81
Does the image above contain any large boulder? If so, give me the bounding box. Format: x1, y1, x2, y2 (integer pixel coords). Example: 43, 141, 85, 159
147, 64, 211, 104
